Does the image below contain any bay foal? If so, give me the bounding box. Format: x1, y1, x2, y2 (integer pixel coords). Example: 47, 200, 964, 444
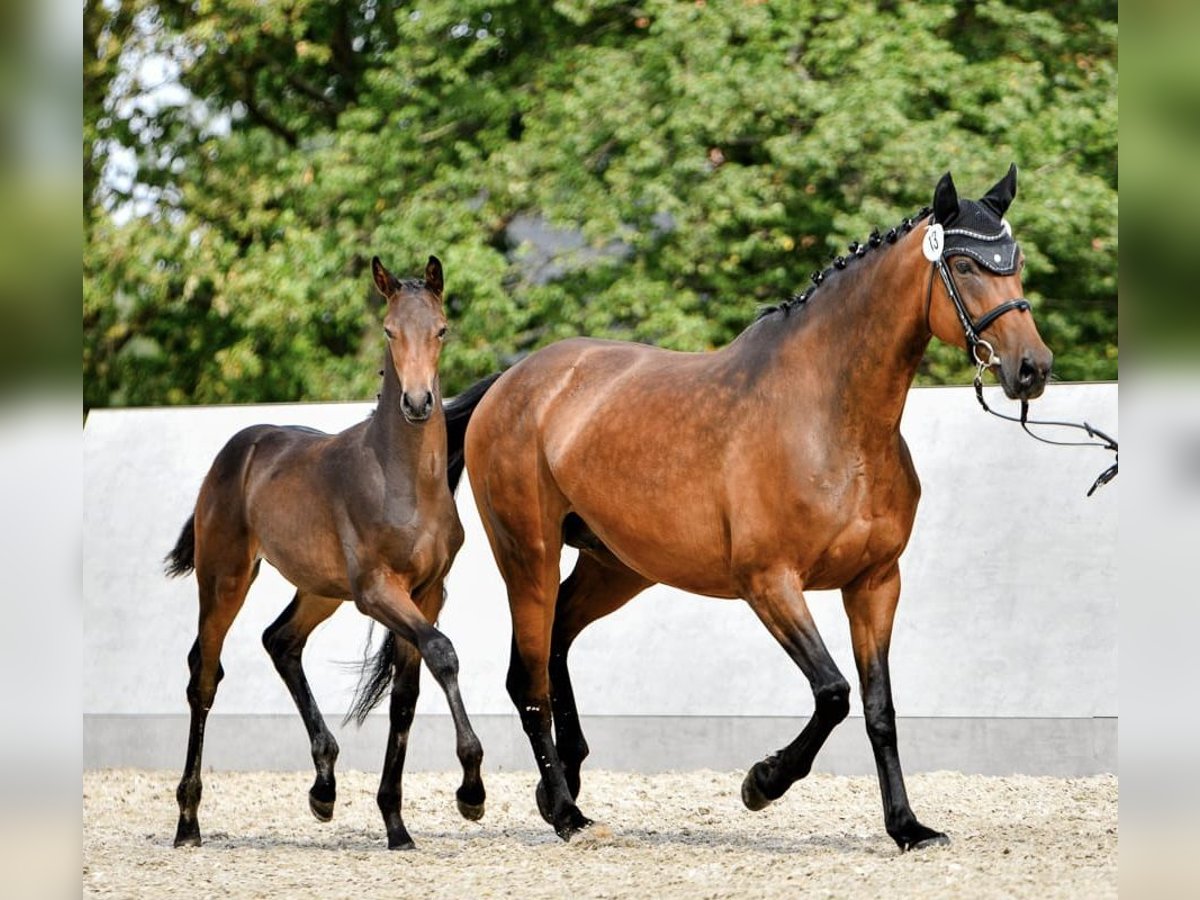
165, 256, 484, 849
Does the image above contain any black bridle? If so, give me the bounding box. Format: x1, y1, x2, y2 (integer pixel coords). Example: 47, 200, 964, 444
924, 222, 1118, 496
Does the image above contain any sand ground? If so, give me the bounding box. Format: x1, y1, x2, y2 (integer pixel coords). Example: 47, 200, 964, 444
83, 768, 1116, 898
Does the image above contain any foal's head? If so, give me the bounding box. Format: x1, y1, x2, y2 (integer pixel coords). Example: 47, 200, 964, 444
371, 255, 448, 424
925, 165, 1053, 400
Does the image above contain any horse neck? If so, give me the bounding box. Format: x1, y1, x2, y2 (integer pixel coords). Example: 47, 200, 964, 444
738, 231, 933, 444
367, 351, 448, 491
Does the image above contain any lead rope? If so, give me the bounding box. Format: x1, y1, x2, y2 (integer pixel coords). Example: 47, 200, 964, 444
923, 228, 1118, 496
971, 370, 1118, 496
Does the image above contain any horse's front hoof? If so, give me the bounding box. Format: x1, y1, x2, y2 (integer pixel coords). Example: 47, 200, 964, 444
173, 819, 202, 848
554, 810, 595, 842
895, 824, 950, 852
387, 831, 416, 851
456, 798, 486, 821
741, 766, 773, 812
309, 793, 335, 823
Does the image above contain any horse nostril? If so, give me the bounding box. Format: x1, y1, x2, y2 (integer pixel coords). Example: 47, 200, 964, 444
1018, 357, 1037, 387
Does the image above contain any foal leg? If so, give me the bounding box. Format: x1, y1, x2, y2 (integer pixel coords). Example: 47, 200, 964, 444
355, 573, 485, 847
843, 567, 948, 850
414, 581, 486, 821
174, 560, 255, 847
547, 552, 652, 802
261, 592, 341, 822
740, 569, 852, 811
375, 635, 423, 850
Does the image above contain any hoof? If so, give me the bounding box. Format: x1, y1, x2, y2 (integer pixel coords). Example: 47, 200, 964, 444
741, 767, 773, 812
456, 797, 486, 822
554, 812, 595, 842
896, 825, 950, 852
386, 826, 416, 851
309, 794, 335, 823
173, 820, 202, 848
535, 778, 552, 822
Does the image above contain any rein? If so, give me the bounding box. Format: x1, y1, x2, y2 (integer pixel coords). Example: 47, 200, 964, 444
924, 225, 1119, 496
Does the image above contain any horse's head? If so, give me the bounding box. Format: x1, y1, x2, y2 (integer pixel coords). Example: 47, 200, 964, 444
371, 255, 448, 424
925, 165, 1053, 400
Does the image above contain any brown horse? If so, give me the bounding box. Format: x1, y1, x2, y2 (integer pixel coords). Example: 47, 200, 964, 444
450, 167, 1050, 849
164, 256, 486, 850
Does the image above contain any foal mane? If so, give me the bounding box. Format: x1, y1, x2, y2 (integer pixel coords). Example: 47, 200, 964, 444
757, 205, 933, 320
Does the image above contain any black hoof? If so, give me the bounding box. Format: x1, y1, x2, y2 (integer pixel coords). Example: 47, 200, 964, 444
173, 820, 201, 848
309, 793, 335, 822
535, 778, 553, 823
895, 825, 950, 852
386, 827, 416, 851
741, 766, 772, 812
457, 797, 486, 822
554, 810, 595, 842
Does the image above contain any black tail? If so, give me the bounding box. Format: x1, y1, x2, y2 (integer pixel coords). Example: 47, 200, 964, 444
164, 515, 196, 578
343, 625, 397, 727
445, 372, 503, 493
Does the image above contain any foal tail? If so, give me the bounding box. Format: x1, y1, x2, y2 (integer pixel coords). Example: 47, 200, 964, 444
164, 514, 196, 578
344, 624, 395, 727
445, 372, 503, 493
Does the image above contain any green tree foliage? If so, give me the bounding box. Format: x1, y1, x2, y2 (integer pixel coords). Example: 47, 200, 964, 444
84, 0, 1117, 408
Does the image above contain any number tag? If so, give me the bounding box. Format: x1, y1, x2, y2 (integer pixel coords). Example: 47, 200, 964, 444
922, 223, 944, 261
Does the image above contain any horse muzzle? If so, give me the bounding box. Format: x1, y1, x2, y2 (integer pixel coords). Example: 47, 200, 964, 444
1001, 349, 1053, 401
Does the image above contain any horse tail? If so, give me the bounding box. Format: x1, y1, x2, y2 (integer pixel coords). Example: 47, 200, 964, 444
445, 372, 503, 493
344, 625, 396, 727
164, 514, 196, 578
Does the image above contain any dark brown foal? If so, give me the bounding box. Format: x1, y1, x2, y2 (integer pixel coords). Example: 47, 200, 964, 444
450, 167, 1052, 850
165, 256, 484, 850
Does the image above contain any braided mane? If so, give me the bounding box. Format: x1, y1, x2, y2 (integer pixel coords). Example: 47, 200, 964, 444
758, 205, 933, 320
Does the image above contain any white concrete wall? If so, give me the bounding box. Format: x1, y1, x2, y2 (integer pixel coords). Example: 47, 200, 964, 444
83, 383, 1117, 770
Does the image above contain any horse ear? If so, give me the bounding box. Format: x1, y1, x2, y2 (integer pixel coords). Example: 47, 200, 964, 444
424, 255, 444, 297
980, 162, 1018, 217
933, 171, 958, 224
372, 256, 398, 299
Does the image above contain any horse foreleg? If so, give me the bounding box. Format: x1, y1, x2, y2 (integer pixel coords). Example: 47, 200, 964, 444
741, 569, 851, 811
262, 592, 341, 822
843, 567, 948, 851
375, 635, 422, 850
355, 573, 485, 848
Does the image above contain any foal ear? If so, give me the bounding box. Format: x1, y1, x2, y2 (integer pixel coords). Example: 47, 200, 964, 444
980, 162, 1018, 217
932, 171, 959, 224
424, 255, 444, 297
371, 256, 399, 299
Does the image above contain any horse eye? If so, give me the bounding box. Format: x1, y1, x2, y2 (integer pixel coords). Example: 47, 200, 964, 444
436, 326, 448, 340
954, 259, 973, 275
384, 327, 395, 340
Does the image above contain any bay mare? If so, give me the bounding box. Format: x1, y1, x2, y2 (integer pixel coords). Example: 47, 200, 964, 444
357, 167, 1053, 851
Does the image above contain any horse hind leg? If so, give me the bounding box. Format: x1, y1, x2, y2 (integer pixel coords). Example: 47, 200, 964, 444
492, 520, 594, 840
740, 569, 852, 812
546, 546, 652, 804
174, 542, 257, 848
262, 592, 341, 822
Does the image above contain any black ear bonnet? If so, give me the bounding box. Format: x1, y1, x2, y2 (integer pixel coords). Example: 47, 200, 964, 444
939, 199, 1021, 275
